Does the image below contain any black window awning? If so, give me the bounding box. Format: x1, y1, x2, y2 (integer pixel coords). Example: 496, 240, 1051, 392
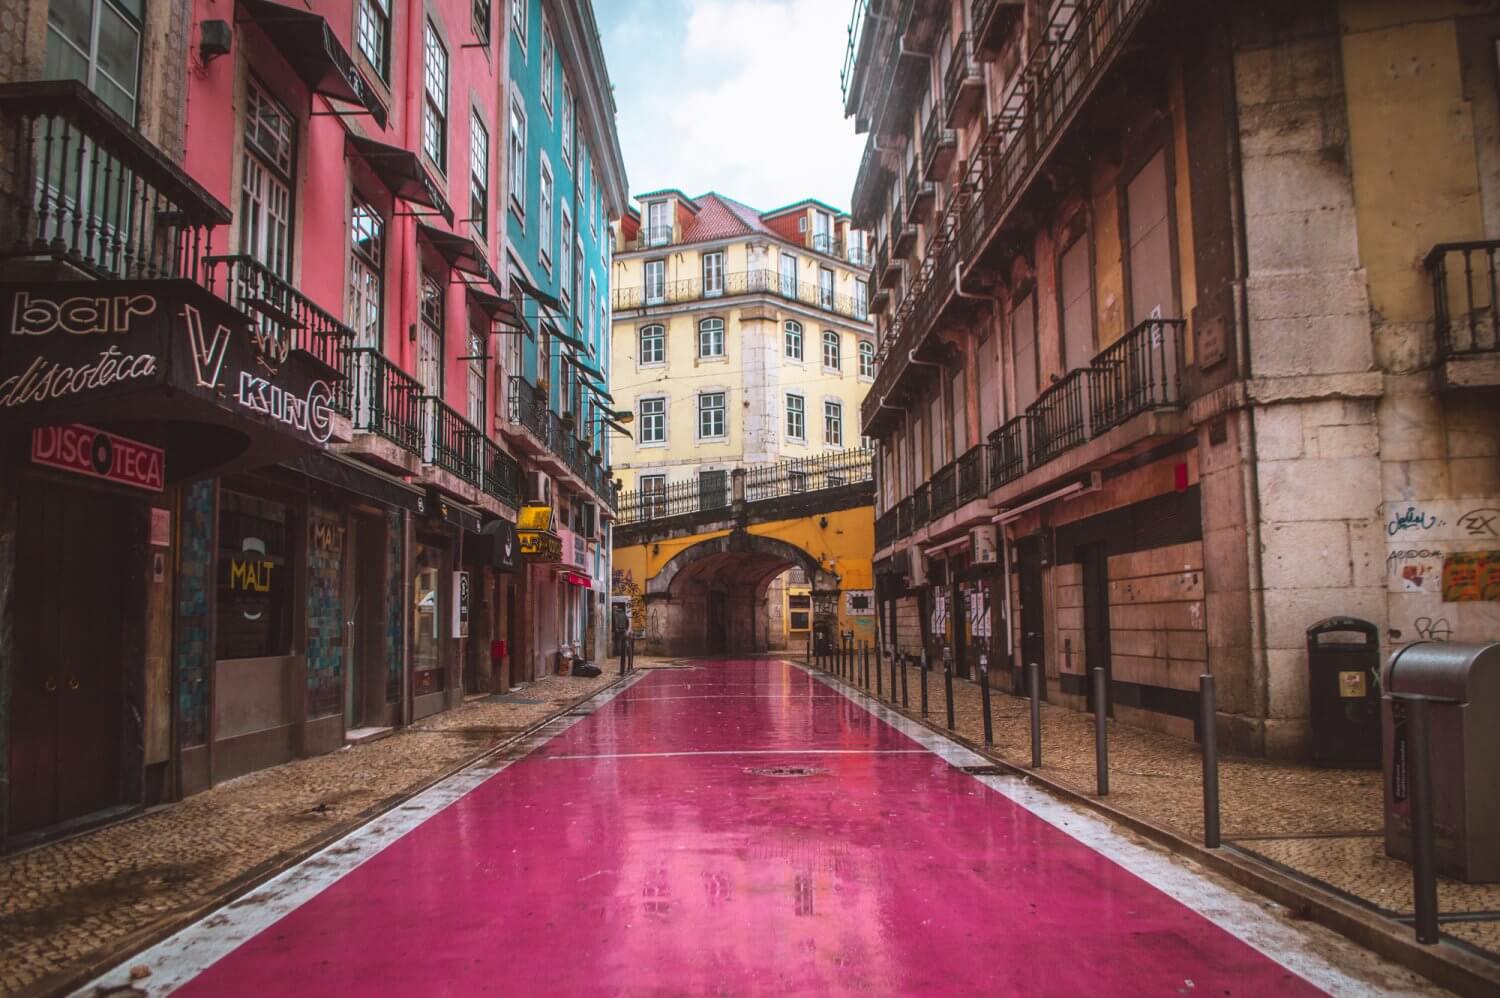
418, 223, 490, 279
348, 134, 451, 223
465, 284, 525, 328
287, 449, 425, 513
585, 381, 614, 402
549, 319, 587, 352
604, 417, 633, 439
511, 274, 563, 314
238, 0, 388, 128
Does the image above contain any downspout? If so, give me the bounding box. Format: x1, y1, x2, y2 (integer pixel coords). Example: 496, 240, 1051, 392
1223, 25, 1270, 739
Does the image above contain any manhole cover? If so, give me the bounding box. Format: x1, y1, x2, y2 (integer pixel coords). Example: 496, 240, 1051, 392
746, 766, 826, 778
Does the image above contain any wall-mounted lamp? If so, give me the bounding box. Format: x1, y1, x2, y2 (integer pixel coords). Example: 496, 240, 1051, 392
408, 322, 417, 343
818, 516, 829, 528
199, 20, 232, 63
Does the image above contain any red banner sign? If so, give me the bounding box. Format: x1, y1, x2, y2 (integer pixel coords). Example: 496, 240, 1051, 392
562, 571, 592, 588
31, 423, 164, 492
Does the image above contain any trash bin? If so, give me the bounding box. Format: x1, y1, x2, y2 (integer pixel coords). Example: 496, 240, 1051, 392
1306, 617, 1382, 768
1382, 641, 1500, 883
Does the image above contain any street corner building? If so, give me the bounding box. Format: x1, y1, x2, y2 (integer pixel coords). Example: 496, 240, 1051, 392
0, 0, 626, 850
847, 0, 1500, 759
606, 190, 882, 657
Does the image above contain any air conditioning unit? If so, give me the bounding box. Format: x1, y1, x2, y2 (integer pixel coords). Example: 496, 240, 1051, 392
525, 471, 551, 505
971, 525, 999, 564
909, 551, 929, 589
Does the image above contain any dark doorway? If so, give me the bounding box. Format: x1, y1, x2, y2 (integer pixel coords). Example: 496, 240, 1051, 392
699, 469, 728, 511
706, 590, 729, 654
345, 514, 390, 730
1016, 536, 1046, 700
10, 481, 135, 836
1080, 542, 1113, 716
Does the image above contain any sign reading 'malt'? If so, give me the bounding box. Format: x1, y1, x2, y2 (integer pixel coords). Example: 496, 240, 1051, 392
31, 423, 165, 492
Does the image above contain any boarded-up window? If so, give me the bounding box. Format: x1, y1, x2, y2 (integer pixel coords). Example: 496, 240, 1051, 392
978, 328, 1000, 438
950, 369, 967, 456
1011, 293, 1038, 415
1127, 149, 1174, 325
929, 394, 945, 470
1060, 234, 1093, 370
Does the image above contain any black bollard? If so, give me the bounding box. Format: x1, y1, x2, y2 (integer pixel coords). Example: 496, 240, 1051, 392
889, 645, 898, 705
1028, 662, 1042, 769
943, 647, 955, 730
899, 650, 909, 708
619, 635, 626, 676
1093, 667, 1109, 796
980, 654, 994, 747
1405, 696, 1439, 945
1200, 674, 1220, 848
920, 649, 930, 718
806, 630, 812, 668
874, 641, 883, 698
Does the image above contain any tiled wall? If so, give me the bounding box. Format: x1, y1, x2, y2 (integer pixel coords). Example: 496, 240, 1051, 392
175, 480, 214, 747
306, 504, 344, 719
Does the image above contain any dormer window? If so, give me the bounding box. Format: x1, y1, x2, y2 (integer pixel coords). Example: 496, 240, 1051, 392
646, 199, 671, 247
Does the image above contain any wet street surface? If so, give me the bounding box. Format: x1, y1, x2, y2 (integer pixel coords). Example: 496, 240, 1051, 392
84, 659, 1428, 995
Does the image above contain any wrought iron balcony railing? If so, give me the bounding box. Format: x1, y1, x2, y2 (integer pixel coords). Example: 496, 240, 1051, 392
943, 31, 985, 128
810, 232, 845, 258
1089, 318, 1187, 433
0, 79, 229, 281
421, 396, 484, 486
616, 448, 873, 526
912, 480, 930, 526
347, 348, 423, 454
1027, 367, 1091, 467
876, 505, 899, 550
612, 268, 865, 322
957, 444, 985, 505
988, 417, 1026, 489
896, 494, 914, 538
921, 112, 958, 181
483, 437, 521, 508
930, 459, 957, 518
507, 374, 550, 443
1427, 240, 1500, 359
906, 161, 935, 224
202, 254, 354, 414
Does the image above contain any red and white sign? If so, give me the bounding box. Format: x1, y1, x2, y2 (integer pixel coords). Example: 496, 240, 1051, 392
562, 571, 591, 588
31, 423, 164, 492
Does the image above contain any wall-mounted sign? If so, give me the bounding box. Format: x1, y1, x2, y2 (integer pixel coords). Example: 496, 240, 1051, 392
150, 507, 172, 546
518, 505, 553, 531
31, 423, 164, 492
453, 571, 470, 638
519, 531, 562, 562
562, 571, 591, 588
483, 518, 519, 573
844, 589, 874, 616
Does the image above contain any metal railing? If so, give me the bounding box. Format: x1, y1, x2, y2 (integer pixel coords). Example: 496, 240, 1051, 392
912, 480, 930, 526
943, 31, 982, 125
483, 437, 521, 508
641, 225, 672, 248
0, 79, 229, 281
1028, 367, 1091, 466
921, 112, 956, 180
957, 445, 985, 504
896, 494, 914, 538
930, 460, 957, 518
876, 506, 898, 549
507, 374, 550, 443
1090, 318, 1187, 433
612, 267, 866, 322
202, 254, 354, 414
347, 348, 423, 454
617, 448, 873, 526
421, 396, 483, 486
811, 232, 845, 258
1427, 240, 1500, 358
989, 417, 1026, 489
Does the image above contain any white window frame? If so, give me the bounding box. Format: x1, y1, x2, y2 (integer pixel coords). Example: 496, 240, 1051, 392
540, 16, 555, 116
511, 0, 526, 50
639, 395, 667, 445
786, 393, 806, 442
561, 77, 574, 167
858, 340, 875, 380
647, 200, 670, 247
508, 97, 526, 217
538, 157, 553, 269
240, 80, 295, 281
640, 474, 666, 518
355, 0, 390, 81
639, 324, 665, 366
818, 266, 835, 310
784, 319, 803, 362
854, 278, 869, 321
703, 251, 724, 296
645, 258, 665, 305
824, 400, 843, 447
698, 317, 725, 359
559, 206, 572, 306
469, 109, 488, 240
822, 330, 841, 372
698, 391, 727, 440
422, 21, 448, 172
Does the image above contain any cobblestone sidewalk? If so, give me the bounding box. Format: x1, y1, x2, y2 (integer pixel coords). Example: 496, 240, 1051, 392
805, 654, 1500, 967
0, 671, 623, 997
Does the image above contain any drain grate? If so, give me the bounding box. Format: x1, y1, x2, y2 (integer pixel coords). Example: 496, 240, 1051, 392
746, 766, 827, 778
960, 765, 1007, 776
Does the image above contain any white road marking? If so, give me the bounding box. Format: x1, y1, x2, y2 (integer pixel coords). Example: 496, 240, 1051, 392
794, 661, 1428, 998
542, 748, 931, 760
614, 694, 848, 702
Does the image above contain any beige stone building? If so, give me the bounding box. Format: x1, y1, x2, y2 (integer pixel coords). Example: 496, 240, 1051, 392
851, 0, 1499, 758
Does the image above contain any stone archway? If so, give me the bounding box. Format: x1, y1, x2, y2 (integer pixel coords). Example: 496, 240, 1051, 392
643, 530, 839, 656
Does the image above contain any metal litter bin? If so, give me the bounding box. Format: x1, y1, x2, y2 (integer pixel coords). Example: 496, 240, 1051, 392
1306, 617, 1382, 768
1382, 641, 1500, 883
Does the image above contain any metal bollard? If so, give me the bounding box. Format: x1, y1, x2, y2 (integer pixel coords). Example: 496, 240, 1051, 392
1200, 673, 1220, 848
889, 645, 899, 705
863, 642, 871, 689
943, 646, 955, 730
900, 651, 909, 708
619, 636, 627, 676
920, 649, 930, 718
874, 641, 882, 698
1028, 662, 1042, 769
1404, 696, 1440, 945
979, 654, 994, 746
1093, 667, 1109, 796
806, 630, 812, 668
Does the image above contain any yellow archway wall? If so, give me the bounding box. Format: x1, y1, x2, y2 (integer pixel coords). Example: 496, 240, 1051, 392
611, 504, 877, 649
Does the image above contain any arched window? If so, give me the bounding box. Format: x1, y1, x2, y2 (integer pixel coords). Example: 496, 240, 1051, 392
699, 317, 725, 358
784, 320, 803, 360
639, 324, 665, 365
822, 330, 840, 370
858, 340, 875, 379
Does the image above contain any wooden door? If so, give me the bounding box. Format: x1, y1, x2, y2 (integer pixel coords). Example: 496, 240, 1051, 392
1016, 537, 1046, 700
1081, 542, 1113, 716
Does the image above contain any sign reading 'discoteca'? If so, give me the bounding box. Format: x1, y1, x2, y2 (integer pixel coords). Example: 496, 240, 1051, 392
0, 281, 335, 443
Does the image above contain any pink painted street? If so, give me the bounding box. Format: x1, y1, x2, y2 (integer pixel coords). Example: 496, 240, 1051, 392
82, 659, 1391, 995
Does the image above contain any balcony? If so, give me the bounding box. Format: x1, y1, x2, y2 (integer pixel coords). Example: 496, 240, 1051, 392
972, 0, 1025, 59
921, 113, 958, 181
930, 460, 957, 518
202, 255, 354, 414
1426, 240, 1500, 388
896, 494, 913, 538
482, 438, 521, 508
810, 232, 845, 258
912, 480, 930, 527
616, 448, 873, 526
0, 79, 229, 281
1027, 368, 1091, 467
612, 268, 866, 322
1090, 318, 1187, 433
957, 444, 985, 505
906, 162, 935, 224
421, 396, 483, 487
943, 33, 985, 129
876, 505, 899, 550
346, 348, 424, 458
870, 282, 891, 312
506, 374, 550, 446
892, 207, 918, 257
988, 418, 1026, 489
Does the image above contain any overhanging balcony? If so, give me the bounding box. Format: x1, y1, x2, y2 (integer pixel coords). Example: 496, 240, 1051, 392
921, 113, 957, 181
0, 79, 229, 281
943, 32, 985, 129
906, 162, 935, 224
612, 268, 865, 322
892, 207, 918, 257
482, 437, 521, 509
344, 347, 424, 469
1426, 240, 1500, 388
972, 0, 1025, 59
878, 238, 904, 289
420, 396, 483, 488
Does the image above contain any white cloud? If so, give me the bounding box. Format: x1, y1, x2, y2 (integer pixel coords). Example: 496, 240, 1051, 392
601, 0, 863, 212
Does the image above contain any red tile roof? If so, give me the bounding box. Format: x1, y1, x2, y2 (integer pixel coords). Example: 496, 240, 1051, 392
679, 192, 779, 243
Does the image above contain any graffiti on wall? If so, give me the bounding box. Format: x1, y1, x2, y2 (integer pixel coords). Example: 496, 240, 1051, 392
1383, 499, 1500, 645
612, 569, 647, 636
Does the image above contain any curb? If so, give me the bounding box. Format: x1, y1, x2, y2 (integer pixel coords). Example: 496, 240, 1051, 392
803, 658, 1500, 998
20, 674, 632, 998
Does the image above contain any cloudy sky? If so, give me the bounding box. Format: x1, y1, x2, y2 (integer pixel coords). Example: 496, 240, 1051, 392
596, 0, 865, 214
